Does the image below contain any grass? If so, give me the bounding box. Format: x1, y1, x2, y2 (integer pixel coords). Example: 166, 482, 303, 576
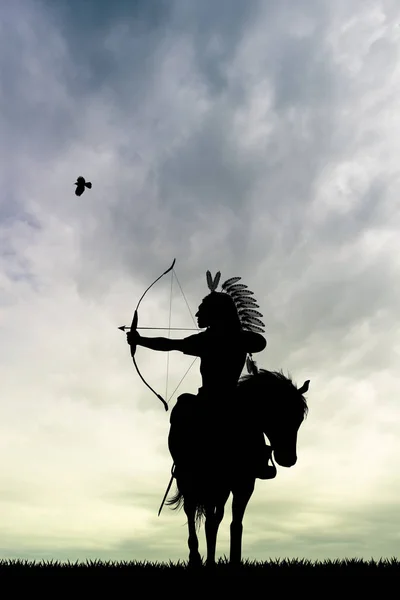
1, 556, 399, 575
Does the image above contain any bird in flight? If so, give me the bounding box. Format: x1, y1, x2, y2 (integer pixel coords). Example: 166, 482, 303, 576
74, 176, 92, 196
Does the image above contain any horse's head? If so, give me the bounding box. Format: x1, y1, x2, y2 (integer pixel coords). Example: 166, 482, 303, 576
238, 370, 310, 468
267, 377, 309, 467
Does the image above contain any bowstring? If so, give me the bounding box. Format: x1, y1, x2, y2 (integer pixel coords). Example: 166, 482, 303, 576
166, 268, 199, 405
173, 270, 198, 326
165, 268, 174, 401
166, 356, 198, 404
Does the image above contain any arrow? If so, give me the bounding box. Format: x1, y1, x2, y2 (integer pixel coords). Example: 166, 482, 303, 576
118, 326, 200, 332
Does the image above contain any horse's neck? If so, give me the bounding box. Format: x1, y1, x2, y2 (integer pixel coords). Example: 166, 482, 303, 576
242, 378, 278, 427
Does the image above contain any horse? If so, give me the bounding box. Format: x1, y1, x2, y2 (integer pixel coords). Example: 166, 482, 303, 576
165, 368, 310, 567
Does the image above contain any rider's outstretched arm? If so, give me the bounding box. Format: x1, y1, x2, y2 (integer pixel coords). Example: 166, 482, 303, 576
127, 331, 186, 353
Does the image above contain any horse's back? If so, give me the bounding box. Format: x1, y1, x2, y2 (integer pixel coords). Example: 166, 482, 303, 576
169, 391, 264, 481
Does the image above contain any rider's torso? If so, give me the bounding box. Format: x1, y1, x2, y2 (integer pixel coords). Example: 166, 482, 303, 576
182, 329, 264, 396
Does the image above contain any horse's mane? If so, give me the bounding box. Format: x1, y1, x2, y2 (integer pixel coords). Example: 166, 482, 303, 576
238, 368, 309, 418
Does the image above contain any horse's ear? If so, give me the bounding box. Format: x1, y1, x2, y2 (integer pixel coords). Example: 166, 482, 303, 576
298, 380, 310, 394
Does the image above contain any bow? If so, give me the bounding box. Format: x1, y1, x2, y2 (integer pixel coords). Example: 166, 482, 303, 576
125, 258, 177, 411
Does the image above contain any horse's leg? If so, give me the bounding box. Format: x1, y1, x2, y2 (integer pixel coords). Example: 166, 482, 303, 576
184, 497, 202, 567
204, 506, 217, 567
205, 487, 230, 567
230, 478, 255, 565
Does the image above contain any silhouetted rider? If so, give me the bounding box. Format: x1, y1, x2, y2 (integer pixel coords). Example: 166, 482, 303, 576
127, 271, 267, 477
127, 293, 265, 396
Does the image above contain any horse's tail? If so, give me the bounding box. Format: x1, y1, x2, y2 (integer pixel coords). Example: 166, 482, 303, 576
194, 503, 207, 525
166, 481, 207, 526
165, 487, 183, 511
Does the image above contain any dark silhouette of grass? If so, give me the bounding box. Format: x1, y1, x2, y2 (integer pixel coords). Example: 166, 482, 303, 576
1, 557, 399, 575
2, 557, 397, 595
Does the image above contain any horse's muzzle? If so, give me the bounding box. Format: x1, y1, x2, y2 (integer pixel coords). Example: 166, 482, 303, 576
273, 451, 297, 468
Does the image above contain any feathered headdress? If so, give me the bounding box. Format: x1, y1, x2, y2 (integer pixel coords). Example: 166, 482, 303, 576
206, 270, 265, 375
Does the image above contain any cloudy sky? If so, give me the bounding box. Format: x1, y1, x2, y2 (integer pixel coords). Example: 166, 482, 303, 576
1, 0, 400, 563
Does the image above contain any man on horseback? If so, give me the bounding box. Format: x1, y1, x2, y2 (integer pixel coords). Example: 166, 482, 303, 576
126, 270, 270, 479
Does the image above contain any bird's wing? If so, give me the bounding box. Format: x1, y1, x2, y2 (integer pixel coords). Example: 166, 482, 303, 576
85, 182, 92, 189
75, 187, 84, 196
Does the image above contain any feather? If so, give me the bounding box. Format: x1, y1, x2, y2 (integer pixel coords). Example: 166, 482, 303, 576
225, 283, 247, 294
236, 300, 260, 309
246, 356, 252, 374
206, 271, 214, 291
212, 271, 221, 291
222, 277, 241, 289
241, 315, 265, 327
236, 297, 259, 305
230, 289, 255, 298
239, 308, 264, 318
232, 295, 255, 305
246, 355, 258, 375
242, 323, 265, 333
